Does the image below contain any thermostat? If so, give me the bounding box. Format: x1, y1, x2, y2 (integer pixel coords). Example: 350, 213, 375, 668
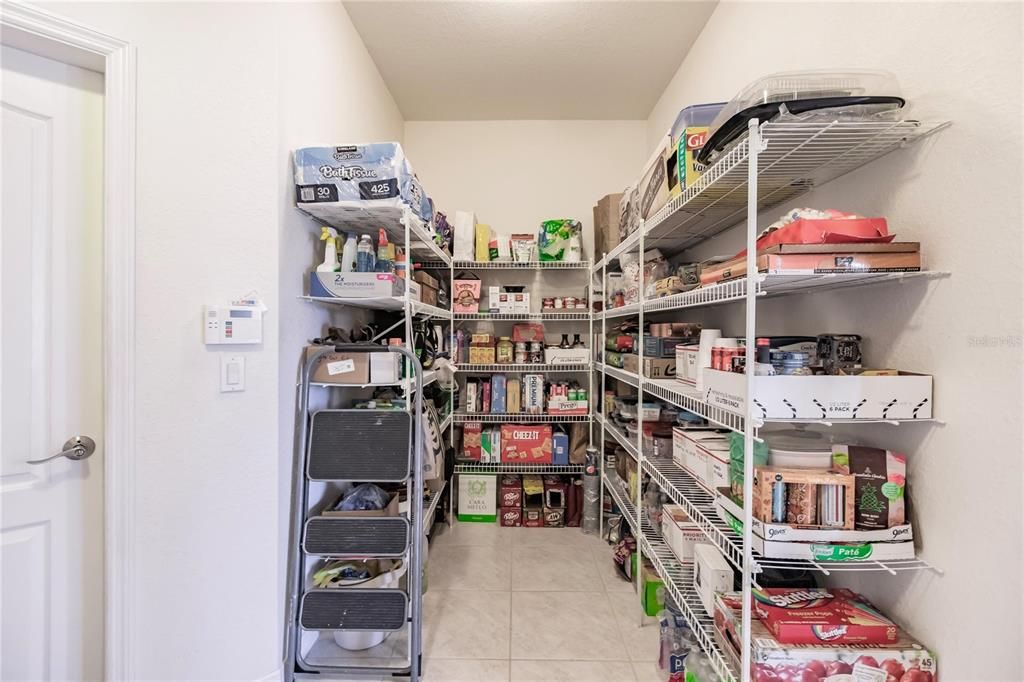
204, 305, 263, 345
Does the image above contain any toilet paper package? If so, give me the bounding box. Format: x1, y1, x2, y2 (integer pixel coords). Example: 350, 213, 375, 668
293, 143, 433, 223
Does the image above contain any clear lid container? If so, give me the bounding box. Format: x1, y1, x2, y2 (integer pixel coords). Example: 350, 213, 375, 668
708, 69, 903, 136
761, 426, 832, 454
669, 102, 727, 139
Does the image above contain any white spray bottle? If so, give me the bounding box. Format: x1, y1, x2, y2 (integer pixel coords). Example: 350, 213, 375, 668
317, 227, 340, 272
340, 232, 358, 273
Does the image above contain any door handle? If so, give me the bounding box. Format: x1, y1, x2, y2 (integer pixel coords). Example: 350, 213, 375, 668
27, 436, 96, 465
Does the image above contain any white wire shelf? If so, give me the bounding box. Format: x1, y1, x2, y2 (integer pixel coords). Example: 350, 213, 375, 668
310, 369, 437, 392
643, 456, 745, 573
595, 362, 640, 388
595, 120, 947, 267
296, 202, 451, 265
439, 411, 453, 433
447, 260, 591, 270
596, 413, 638, 462
599, 302, 642, 320
451, 411, 592, 423
423, 480, 446, 521
454, 463, 585, 474
456, 363, 591, 373
601, 470, 636, 533
453, 311, 590, 321
638, 532, 738, 682
300, 296, 452, 320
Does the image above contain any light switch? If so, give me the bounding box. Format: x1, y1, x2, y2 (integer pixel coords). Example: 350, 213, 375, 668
220, 354, 245, 392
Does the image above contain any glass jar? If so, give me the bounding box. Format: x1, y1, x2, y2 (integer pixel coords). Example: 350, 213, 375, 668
496, 337, 514, 364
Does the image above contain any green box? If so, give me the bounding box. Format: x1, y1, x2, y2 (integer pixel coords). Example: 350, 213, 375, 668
457, 473, 497, 523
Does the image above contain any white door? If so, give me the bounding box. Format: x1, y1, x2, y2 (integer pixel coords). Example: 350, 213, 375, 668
1, 44, 105, 681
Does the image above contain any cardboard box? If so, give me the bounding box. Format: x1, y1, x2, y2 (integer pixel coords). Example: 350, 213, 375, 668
491, 375, 507, 414
468, 344, 496, 365
715, 491, 914, 544
501, 425, 553, 463
701, 249, 922, 285
512, 292, 530, 314
499, 507, 523, 527
458, 473, 497, 522
453, 278, 481, 312
543, 347, 590, 364
713, 592, 938, 676
643, 335, 688, 358
552, 432, 570, 465
662, 504, 703, 564
481, 427, 501, 463
543, 506, 565, 527
418, 282, 438, 306
618, 184, 640, 240
310, 272, 406, 299
543, 478, 568, 508
522, 375, 545, 414
522, 475, 544, 505
323, 491, 400, 518
752, 467, 855, 530
637, 137, 672, 220
640, 559, 664, 617
462, 422, 482, 461
413, 271, 440, 290
308, 347, 371, 385
703, 368, 934, 420
499, 475, 523, 508
675, 344, 700, 385
523, 507, 544, 527
753, 588, 899, 645
547, 397, 589, 415
512, 323, 545, 344
593, 192, 623, 260
624, 353, 676, 379
407, 279, 422, 302
693, 543, 733, 615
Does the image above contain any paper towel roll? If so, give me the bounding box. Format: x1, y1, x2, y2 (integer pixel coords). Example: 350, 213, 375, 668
695, 328, 721, 391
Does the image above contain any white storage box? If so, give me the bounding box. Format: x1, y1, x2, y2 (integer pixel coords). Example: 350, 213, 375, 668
702, 369, 933, 420
714, 493, 913, 544
662, 504, 703, 563
672, 427, 730, 489
457, 473, 497, 523
369, 353, 401, 384
544, 347, 590, 364
310, 272, 406, 299
675, 344, 699, 385
693, 543, 733, 615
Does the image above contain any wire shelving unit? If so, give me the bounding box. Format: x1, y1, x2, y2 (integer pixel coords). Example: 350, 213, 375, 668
592, 118, 949, 681
453, 311, 589, 321
450, 411, 591, 423
456, 363, 590, 373
454, 463, 586, 475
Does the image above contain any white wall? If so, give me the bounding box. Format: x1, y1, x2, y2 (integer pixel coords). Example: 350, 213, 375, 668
404, 120, 647, 262
35, 2, 403, 679
647, 3, 1023, 678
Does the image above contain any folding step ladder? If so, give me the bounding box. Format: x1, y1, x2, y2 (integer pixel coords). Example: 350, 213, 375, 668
283, 344, 426, 681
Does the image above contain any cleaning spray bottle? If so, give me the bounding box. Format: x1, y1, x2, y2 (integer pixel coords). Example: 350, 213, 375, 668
340, 232, 358, 272
317, 227, 340, 272
376, 228, 394, 273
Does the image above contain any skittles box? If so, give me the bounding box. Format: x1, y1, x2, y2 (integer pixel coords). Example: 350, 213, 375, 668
752, 588, 897, 645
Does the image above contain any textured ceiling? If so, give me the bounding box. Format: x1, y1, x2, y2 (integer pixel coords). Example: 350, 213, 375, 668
343, 1, 718, 120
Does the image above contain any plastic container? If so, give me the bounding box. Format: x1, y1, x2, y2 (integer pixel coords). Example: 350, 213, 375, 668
699, 70, 905, 164
669, 102, 726, 141
764, 428, 832, 469
639, 402, 662, 422
615, 396, 638, 420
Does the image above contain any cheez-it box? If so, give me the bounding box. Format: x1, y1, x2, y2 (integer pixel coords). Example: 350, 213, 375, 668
500, 425, 553, 463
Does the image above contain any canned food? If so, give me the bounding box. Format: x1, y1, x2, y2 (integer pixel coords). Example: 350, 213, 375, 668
542, 297, 555, 309
515, 350, 529, 363
553, 297, 564, 309
565, 296, 577, 308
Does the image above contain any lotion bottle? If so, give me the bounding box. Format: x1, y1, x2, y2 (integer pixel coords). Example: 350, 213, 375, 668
340, 232, 357, 272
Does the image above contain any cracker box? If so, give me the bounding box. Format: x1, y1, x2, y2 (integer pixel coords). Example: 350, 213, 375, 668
501, 425, 553, 463
499, 475, 523, 508
552, 432, 570, 465
523, 374, 545, 414
752, 588, 899, 645
714, 593, 937, 678
462, 422, 482, 461
499, 507, 523, 527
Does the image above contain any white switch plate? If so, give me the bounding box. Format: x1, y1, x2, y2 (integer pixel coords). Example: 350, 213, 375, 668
220, 354, 245, 392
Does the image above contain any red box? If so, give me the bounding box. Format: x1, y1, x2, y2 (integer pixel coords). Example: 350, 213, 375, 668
453, 279, 481, 313
500, 424, 553, 463
499, 475, 523, 508
753, 588, 898, 645
523, 507, 544, 527
715, 593, 936, 679
462, 422, 482, 461
543, 506, 565, 527
499, 507, 522, 527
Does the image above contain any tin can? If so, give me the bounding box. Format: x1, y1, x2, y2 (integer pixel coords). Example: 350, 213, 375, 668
553, 297, 564, 309
711, 347, 723, 371
565, 296, 577, 308
542, 297, 555, 310
515, 350, 529, 363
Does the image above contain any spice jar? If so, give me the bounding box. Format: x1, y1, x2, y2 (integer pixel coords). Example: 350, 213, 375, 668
542, 297, 555, 310
514, 341, 528, 364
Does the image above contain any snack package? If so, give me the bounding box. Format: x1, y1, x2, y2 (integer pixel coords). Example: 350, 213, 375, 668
538, 219, 581, 261
752, 588, 898, 645
832, 445, 906, 530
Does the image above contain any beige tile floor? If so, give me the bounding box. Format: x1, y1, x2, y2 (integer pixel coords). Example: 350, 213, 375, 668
325, 521, 665, 681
